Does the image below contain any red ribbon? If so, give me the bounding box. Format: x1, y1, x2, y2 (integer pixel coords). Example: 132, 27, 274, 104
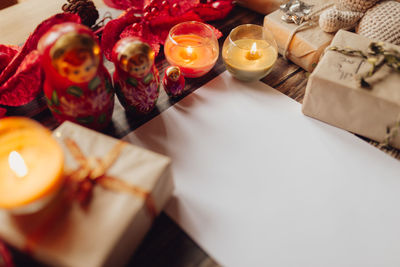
21, 138, 157, 253
0, 240, 14, 267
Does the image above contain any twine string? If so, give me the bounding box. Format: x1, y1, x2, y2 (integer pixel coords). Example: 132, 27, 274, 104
22, 138, 157, 253
282, 3, 334, 60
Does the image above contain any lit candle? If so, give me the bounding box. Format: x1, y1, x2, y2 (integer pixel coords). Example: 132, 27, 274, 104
8, 151, 28, 178
0, 117, 64, 213
247, 42, 260, 60
222, 24, 278, 82
164, 21, 219, 78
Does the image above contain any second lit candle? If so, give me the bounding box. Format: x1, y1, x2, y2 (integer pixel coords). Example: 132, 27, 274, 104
222, 24, 278, 82
164, 21, 219, 78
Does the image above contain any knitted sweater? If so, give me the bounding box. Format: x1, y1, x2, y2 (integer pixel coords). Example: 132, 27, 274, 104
357, 1, 400, 45
319, 0, 400, 45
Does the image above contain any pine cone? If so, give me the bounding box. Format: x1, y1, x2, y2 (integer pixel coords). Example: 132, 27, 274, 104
62, 0, 99, 28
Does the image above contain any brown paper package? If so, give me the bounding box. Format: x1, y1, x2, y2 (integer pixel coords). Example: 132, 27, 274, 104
0, 121, 174, 267
303, 30, 400, 149
263, 0, 334, 72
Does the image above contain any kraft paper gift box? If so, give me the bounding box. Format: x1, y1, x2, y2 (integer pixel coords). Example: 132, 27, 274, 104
237, 0, 285, 14
303, 30, 400, 149
263, 0, 334, 72
0, 121, 173, 267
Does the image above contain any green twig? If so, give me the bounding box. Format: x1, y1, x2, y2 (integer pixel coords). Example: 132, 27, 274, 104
379, 118, 400, 149
329, 42, 400, 89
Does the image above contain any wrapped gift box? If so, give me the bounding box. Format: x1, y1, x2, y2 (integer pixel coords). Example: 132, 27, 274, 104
237, 0, 285, 14
303, 30, 400, 149
0, 121, 173, 267
263, 0, 334, 72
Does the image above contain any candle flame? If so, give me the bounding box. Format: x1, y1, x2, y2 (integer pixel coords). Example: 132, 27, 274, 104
186, 46, 193, 56
180, 46, 197, 61
250, 42, 257, 55
8, 151, 28, 178
246, 42, 261, 61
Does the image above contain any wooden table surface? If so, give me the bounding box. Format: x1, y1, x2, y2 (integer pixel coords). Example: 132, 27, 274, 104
2, 1, 400, 266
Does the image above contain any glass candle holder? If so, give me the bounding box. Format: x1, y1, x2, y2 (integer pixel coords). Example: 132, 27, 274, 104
0, 117, 64, 214
164, 21, 219, 78
222, 24, 278, 82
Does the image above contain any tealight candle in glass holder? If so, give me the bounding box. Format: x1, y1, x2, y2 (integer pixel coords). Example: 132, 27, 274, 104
222, 24, 278, 82
0, 117, 64, 214
164, 21, 219, 78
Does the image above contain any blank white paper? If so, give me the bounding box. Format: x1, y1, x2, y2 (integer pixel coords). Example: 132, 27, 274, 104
124, 71, 400, 267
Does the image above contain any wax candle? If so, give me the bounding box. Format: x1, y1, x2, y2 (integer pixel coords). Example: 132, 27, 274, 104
222, 24, 278, 82
0, 117, 64, 213
164, 21, 219, 78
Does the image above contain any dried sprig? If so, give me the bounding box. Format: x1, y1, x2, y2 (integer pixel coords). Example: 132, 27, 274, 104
378, 115, 400, 149
329, 42, 400, 89
329, 46, 368, 59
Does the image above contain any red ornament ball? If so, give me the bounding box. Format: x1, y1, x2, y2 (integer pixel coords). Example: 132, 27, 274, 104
161, 0, 169, 9
131, 22, 141, 32
143, 11, 152, 20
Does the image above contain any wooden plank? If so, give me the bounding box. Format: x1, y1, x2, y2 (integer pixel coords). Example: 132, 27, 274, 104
0, 0, 17, 10
262, 57, 301, 88
128, 213, 220, 267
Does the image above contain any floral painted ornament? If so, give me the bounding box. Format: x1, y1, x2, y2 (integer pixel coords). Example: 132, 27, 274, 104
112, 37, 160, 114
163, 66, 185, 98
38, 22, 114, 130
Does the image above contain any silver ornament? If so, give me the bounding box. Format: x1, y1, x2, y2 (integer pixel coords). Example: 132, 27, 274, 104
280, 0, 313, 25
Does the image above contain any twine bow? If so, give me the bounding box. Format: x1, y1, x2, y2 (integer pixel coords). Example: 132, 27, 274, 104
64, 138, 157, 218
21, 138, 158, 253
280, 0, 313, 25
280, 1, 333, 60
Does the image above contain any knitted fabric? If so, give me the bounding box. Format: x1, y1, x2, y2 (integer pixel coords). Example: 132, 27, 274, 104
357, 1, 400, 45
319, 7, 363, 32
319, 0, 382, 33
336, 0, 380, 11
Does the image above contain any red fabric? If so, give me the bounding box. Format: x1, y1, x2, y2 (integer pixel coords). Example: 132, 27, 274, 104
0, 51, 43, 106
103, 0, 147, 10
0, 107, 6, 118
101, 0, 232, 60
0, 45, 20, 73
0, 13, 81, 107
0, 13, 81, 85
101, 8, 140, 61
0, 240, 14, 267
194, 1, 234, 21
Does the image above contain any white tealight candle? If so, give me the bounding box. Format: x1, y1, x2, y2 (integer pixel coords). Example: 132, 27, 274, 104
222, 24, 278, 82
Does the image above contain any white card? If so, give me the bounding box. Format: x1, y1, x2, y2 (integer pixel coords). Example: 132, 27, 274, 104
125, 72, 400, 267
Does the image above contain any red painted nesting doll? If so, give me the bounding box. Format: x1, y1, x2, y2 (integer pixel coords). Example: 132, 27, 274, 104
162, 66, 185, 98
112, 38, 160, 114
38, 22, 114, 130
